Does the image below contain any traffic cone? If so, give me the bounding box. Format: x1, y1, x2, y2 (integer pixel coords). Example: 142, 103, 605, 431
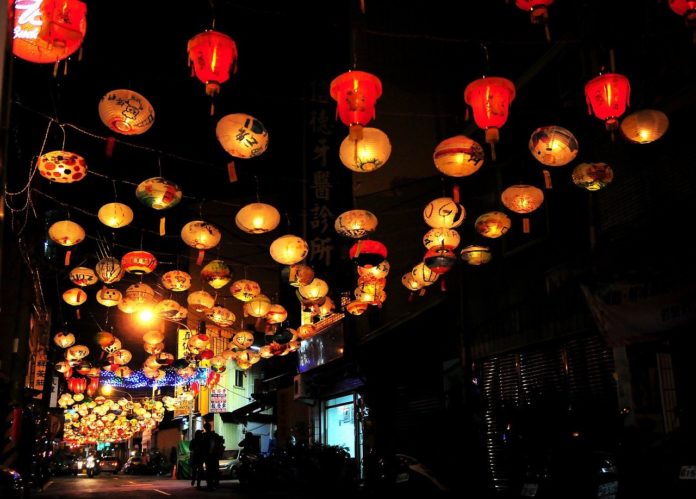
171, 464, 177, 479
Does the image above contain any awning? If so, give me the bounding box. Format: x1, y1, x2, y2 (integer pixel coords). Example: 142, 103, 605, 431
219, 400, 273, 425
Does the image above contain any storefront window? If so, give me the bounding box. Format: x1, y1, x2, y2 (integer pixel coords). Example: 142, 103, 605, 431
324, 394, 355, 457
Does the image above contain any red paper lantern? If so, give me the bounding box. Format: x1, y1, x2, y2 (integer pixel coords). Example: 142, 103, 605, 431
12, 0, 87, 64
121, 250, 158, 275
515, 0, 554, 40
584, 73, 631, 131
423, 248, 457, 275
187, 29, 238, 98
67, 376, 87, 394
464, 76, 516, 160
330, 70, 382, 140
349, 239, 387, 268
669, 1, 696, 42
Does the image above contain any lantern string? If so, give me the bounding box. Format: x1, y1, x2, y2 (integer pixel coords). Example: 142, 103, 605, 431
254, 176, 261, 203
112, 180, 118, 201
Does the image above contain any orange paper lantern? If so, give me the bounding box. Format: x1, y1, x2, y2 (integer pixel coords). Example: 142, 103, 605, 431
501, 185, 545, 233
187, 29, 238, 98
464, 76, 516, 160
584, 73, 631, 131
121, 250, 158, 275
330, 70, 382, 140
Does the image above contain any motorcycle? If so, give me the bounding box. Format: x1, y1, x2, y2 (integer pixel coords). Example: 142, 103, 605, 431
363, 452, 450, 495
85, 455, 96, 478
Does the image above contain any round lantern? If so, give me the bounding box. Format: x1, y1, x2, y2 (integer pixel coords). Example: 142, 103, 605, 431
244, 294, 271, 318
143, 330, 165, 345
156, 299, 184, 319
338, 127, 391, 173
281, 264, 315, 287
501, 184, 545, 233
619, 109, 669, 144
266, 304, 288, 324
423, 248, 457, 275
144, 341, 164, 355
135, 177, 183, 210
335, 210, 378, 238
162, 270, 192, 292
63, 287, 87, 306
231, 330, 255, 350
96, 287, 122, 307
95, 257, 124, 284
349, 239, 387, 267
55, 361, 71, 373
423, 228, 460, 250
330, 70, 382, 139
97, 203, 133, 229
571, 162, 614, 191
433, 135, 485, 177
210, 355, 227, 373
296, 324, 317, 341
68, 377, 87, 395
235, 202, 280, 234
207, 306, 236, 327
461, 245, 493, 266
187, 29, 238, 97
230, 279, 261, 302
346, 300, 370, 316
109, 349, 132, 365
99, 89, 155, 135
515, 0, 555, 40
475, 211, 512, 239
69, 266, 97, 287
357, 260, 390, 281
181, 221, 221, 259
103, 338, 121, 354
270, 235, 309, 265
67, 344, 89, 360
187, 290, 215, 313
216, 113, 269, 159
12, 0, 87, 64
113, 366, 133, 379
412, 262, 438, 287
48, 220, 85, 246
95, 331, 115, 348
464, 76, 516, 160
355, 285, 387, 305
54, 331, 76, 349
423, 197, 466, 229
125, 283, 156, 308
121, 250, 158, 275
201, 260, 232, 289
528, 126, 578, 167
37, 150, 87, 183
584, 73, 631, 131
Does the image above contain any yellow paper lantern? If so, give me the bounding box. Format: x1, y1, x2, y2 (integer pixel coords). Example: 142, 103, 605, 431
99, 89, 155, 136
69, 266, 98, 287
475, 211, 512, 239
125, 283, 156, 306
296, 324, 318, 340
67, 344, 89, 360
339, 127, 391, 172
230, 279, 261, 302
201, 260, 232, 289
281, 264, 315, 287
37, 150, 88, 183
620, 109, 669, 144
258, 345, 274, 359
423, 197, 465, 229
181, 221, 221, 249
54, 332, 76, 349
346, 300, 370, 315
433, 135, 485, 177
206, 306, 236, 327
528, 126, 579, 167
269, 235, 309, 265
98, 203, 134, 228
216, 113, 269, 159
244, 294, 271, 318
109, 349, 132, 365
95, 257, 125, 284
501, 185, 545, 214
96, 287, 121, 307
162, 270, 192, 292
63, 287, 87, 306
187, 290, 215, 313
317, 296, 336, 317
335, 209, 379, 238
49, 220, 85, 246
235, 202, 281, 234
412, 262, 438, 287
95, 331, 116, 348
265, 304, 288, 324
104, 338, 122, 354
143, 330, 165, 345
461, 245, 492, 266
231, 330, 255, 350
298, 278, 329, 301
357, 260, 390, 281
156, 299, 185, 319
135, 177, 182, 210
571, 162, 614, 191
422, 228, 460, 250
144, 342, 164, 355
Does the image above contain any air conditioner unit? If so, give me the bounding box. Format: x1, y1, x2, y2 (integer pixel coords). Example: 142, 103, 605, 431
293, 374, 309, 400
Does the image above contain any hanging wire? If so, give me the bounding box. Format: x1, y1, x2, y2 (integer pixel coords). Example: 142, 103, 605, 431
254, 176, 261, 203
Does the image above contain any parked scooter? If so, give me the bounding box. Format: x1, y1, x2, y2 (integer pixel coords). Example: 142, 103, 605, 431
85, 455, 96, 478
363, 452, 449, 495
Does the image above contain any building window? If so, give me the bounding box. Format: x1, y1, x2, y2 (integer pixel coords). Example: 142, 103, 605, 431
235, 369, 244, 388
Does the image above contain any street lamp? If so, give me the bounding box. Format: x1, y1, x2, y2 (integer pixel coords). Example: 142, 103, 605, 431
100, 384, 133, 401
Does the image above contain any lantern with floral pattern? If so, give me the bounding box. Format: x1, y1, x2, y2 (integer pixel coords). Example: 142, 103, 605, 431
162, 270, 192, 292
201, 260, 232, 289
335, 210, 378, 238
501, 184, 545, 233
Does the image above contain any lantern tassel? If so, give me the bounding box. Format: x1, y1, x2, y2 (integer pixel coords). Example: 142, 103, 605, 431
76, 308, 81, 320
210, 101, 215, 116
408, 292, 415, 303
543, 170, 552, 189
105, 136, 116, 157
196, 250, 205, 265
64, 250, 72, 266
544, 24, 551, 43
63, 61, 69, 76
159, 217, 166, 236
452, 185, 460, 204
227, 162, 238, 182
53, 61, 59, 78
440, 278, 447, 292
418, 288, 427, 297
523, 217, 531, 234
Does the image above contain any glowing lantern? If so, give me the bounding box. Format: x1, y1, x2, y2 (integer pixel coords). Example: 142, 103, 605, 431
317, 296, 336, 317
475, 211, 512, 239
335, 210, 378, 238
54, 331, 75, 349
12, 0, 87, 64
216, 113, 269, 159
121, 250, 158, 275
620, 110, 669, 144
464, 76, 516, 160
423, 248, 457, 275
95, 331, 115, 348
584, 73, 631, 131
55, 361, 71, 373
230, 279, 261, 302
201, 260, 232, 289
346, 300, 370, 316
95, 257, 124, 284
162, 270, 192, 292
265, 304, 288, 324
207, 306, 236, 327
349, 240, 387, 267
423, 228, 460, 250
37, 150, 87, 183
68, 377, 87, 395
125, 283, 156, 310
501, 184, 545, 233
433, 135, 485, 177
528, 126, 578, 167
423, 197, 465, 229
154, 352, 174, 366
412, 262, 438, 287
355, 284, 386, 305
258, 345, 274, 358
69, 266, 97, 287
231, 330, 255, 350
187, 29, 238, 98
187, 290, 215, 313
48, 220, 85, 246
96, 287, 121, 307
244, 294, 271, 318
67, 344, 89, 360
144, 342, 164, 355
99, 89, 155, 136
338, 127, 391, 173
270, 235, 308, 265
63, 287, 87, 306
668, 1, 696, 41
235, 202, 280, 234
135, 177, 183, 210
572, 162, 614, 191
357, 260, 390, 281
330, 70, 382, 140
181, 221, 221, 265
156, 299, 185, 319
461, 245, 493, 266
97, 202, 133, 228
210, 356, 227, 373
114, 366, 132, 378
109, 349, 132, 365
143, 330, 165, 345
296, 324, 317, 340
515, 0, 554, 41
103, 338, 121, 354
277, 265, 311, 288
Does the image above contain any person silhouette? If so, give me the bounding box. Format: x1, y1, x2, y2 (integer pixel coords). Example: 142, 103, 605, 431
189, 430, 205, 489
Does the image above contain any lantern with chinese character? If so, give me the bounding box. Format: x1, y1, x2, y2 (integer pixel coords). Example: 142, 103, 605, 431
63, 287, 87, 306
501, 184, 545, 233
265, 304, 288, 324
121, 250, 158, 275
12, 0, 87, 64
584, 73, 631, 131
201, 260, 232, 289
230, 279, 261, 302
66, 344, 89, 360
235, 202, 280, 234
412, 262, 438, 287
187, 290, 215, 313
433, 135, 485, 177
156, 299, 185, 319
69, 266, 97, 287
475, 211, 512, 239
330, 70, 382, 140
231, 330, 255, 350
125, 283, 156, 310
216, 113, 269, 159
54, 331, 76, 349
528, 126, 578, 167
181, 221, 221, 265
99, 89, 155, 135
187, 29, 237, 103
571, 162, 614, 191
464, 76, 516, 160
423, 197, 466, 229
338, 127, 391, 173
49, 220, 85, 246
461, 245, 493, 266
335, 209, 378, 238
244, 294, 271, 318
108, 349, 131, 365
515, 0, 554, 41
349, 239, 387, 268
357, 260, 390, 281
270, 235, 309, 265
423, 228, 460, 250
98, 202, 134, 228
162, 270, 192, 292
135, 177, 182, 210
37, 150, 87, 183
620, 109, 669, 144
281, 264, 315, 287
95, 257, 124, 284
207, 306, 236, 327
423, 248, 457, 275
298, 278, 329, 301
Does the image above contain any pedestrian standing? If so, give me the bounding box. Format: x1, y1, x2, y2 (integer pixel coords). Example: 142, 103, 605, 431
202, 422, 224, 490
190, 430, 205, 489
